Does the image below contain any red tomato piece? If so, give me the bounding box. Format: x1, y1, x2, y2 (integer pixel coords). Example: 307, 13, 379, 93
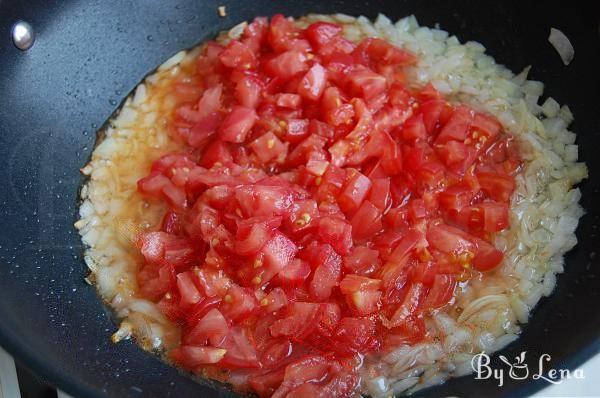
264, 50, 309, 81
418, 99, 450, 134
298, 63, 327, 101
219, 105, 257, 143
343, 246, 381, 275
339, 274, 382, 293
477, 171, 516, 202
219, 40, 257, 69
219, 326, 260, 368
284, 119, 310, 143
235, 75, 263, 108
420, 275, 457, 310
234, 218, 278, 256
270, 302, 322, 339
427, 223, 474, 255
402, 113, 427, 142
249, 132, 287, 163
177, 271, 203, 307
472, 237, 504, 271
304, 243, 342, 301
384, 282, 425, 328
368, 177, 391, 212
333, 317, 378, 354
338, 170, 372, 214
351, 200, 383, 241
186, 308, 229, 346
317, 216, 353, 255
462, 202, 509, 233
305, 22, 342, 49
435, 106, 475, 144
345, 65, 387, 102
220, 285, 259, 322
261, 231, 299, 282
277, 258, 311, 287
321, 87, 355, 127
367, 37, 416, 64
235, 185, 294, 217
199, 140, 232, 168
242, 17, 268, 53
275, 93, 302, 109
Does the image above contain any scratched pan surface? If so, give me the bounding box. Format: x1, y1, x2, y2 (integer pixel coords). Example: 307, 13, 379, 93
0, 0, 599, 397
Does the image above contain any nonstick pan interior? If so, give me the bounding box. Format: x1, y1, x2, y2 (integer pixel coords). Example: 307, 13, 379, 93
0, 0, 599, 397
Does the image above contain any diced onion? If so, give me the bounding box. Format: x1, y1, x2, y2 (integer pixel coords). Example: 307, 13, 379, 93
548, 28, 574, 65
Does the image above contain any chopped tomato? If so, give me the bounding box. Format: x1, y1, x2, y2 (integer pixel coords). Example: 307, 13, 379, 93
477, 171, 516, 202
338, 170, 372, 214
298, 63, 327, 101
265, 50, 309, 81
472, 238, 503, 271
134, 15, 520, 397
317, 216, 353, 255
219, 106, 257, 143
249, 132, 287, 163
219, 40, 257, 69
350, 200, 383, 241
305, 22, 342, 50
343, 246, 380, 275
305, 243, 342, 301
186, 308, 229, 346
235, 75, 263, 108
420, 275, 457, 310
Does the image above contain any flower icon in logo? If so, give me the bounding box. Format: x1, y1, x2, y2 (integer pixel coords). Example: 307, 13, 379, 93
499, 351, 529, 380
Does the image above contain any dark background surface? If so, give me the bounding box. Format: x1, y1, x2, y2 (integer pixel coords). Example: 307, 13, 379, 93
0, 0, 599, 397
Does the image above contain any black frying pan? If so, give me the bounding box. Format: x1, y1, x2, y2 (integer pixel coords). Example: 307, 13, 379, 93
0, 1, 599, 397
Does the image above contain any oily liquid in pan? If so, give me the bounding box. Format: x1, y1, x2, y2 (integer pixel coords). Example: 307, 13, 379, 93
76, 13, 587, 398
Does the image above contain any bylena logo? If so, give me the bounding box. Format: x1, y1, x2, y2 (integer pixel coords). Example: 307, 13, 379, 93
471, 351, 585, 387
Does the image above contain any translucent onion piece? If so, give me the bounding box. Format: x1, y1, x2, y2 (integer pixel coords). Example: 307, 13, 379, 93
548, 28, 574, 65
